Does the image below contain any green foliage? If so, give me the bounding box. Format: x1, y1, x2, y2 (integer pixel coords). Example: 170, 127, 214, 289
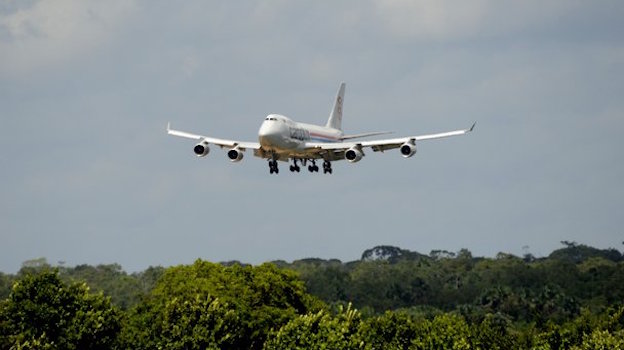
348, 260, 434, 312
264, 303, 363, 350
409, 313, 472, 350
357, 310, 419, 350
293, 259, 350, 302
16, 257, 52, 277
121, 294, 242, 350
0, 270, 121, 349
569, 329, 624, 350
550, 242, 623, 264
121, 260, 323, 350
61, 264, 144, 309
2, 244, 624, 349
0, 272, 14, 300
361, 245, 428, 263
470, 313, 516, 350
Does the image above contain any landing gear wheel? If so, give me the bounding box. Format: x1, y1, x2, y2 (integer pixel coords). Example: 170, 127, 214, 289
290, 159, 301, 173
322, 160, 332, 174
308, 160, 319, 173
268, 160, 279, 175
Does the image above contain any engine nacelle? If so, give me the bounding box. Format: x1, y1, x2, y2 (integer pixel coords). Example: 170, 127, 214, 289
193, 142, 210, 157
400, 142, 416, 158
345, 147, 363, 163
227, 147, 244, 162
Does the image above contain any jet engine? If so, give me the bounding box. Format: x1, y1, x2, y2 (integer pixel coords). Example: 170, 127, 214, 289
193, 142, 210, 157
400, 142, 416, 158
345, 147, 363, 163
227, 147, 244, 162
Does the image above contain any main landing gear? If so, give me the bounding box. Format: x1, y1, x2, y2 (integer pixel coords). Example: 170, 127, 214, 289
289, 159, 301, 173
269, 158, 332, 175
268, 159, 279, 174
307, 160, 319, 173
322, 160, 332, 174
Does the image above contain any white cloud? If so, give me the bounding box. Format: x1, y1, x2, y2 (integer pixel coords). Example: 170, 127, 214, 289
0, 0, 137, 77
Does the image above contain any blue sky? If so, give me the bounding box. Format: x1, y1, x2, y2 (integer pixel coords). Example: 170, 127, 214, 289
1, 1, 623, 273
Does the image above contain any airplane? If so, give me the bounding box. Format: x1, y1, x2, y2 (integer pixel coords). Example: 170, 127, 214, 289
167, 82, 475, 174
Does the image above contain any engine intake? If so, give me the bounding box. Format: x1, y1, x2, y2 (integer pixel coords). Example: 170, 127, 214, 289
227, 147, 244, 162
193, 142, 210, 157
400, 142, 416, 158
345, 147, 363, 163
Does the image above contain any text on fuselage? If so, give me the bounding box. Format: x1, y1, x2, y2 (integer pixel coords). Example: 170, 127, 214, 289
289, 127, 310, 141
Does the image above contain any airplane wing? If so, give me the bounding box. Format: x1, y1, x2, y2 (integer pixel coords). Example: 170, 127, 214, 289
166, 123, 260, 150
305, 122, 476, 153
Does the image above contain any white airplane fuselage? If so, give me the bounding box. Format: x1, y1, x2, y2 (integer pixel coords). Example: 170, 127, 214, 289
258, 114, 342, 157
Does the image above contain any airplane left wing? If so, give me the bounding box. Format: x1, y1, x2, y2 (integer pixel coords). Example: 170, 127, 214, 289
166, 123, 260, 150
305, 122, 476, 153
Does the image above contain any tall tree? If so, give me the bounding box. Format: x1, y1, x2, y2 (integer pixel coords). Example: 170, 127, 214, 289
121, 260, 323, 350
0, 270, 121, 349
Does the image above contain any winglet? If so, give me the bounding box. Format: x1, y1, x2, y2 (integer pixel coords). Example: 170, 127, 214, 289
469, 122, 476, 132
166, 122, 171, 133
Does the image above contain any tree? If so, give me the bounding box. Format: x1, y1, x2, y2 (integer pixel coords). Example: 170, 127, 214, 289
0, 272, 14, 300
356, 310, 419, 350
62, 263, 143, 309
264, 303, 362, 350
410, 313, 472, 350
121, 260, 322, 350
569, 329, 624, 350
0, 270, 121, 349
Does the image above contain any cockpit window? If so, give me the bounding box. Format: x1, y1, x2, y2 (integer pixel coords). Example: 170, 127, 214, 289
266, 117, 277, 121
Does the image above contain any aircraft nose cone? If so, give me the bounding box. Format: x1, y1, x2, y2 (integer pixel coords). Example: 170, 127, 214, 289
258, 123, 271, 138
258, 121, 279, 146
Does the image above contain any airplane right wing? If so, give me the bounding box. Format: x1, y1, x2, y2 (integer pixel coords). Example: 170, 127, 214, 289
362, 122, 476, 152
304, 122, 475, 158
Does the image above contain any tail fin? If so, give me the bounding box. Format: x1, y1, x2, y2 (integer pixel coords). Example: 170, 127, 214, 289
326, 82, 345, 130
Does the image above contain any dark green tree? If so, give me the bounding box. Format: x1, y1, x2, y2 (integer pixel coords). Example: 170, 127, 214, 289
0, 270, 121, 349
0, 272, 14, 300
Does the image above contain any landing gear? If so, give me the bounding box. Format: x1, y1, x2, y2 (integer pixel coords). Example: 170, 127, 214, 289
308, 160, 319, 173
289, 159, 301, 172
322, 160, 332, 174
273, 158, 330, 175
268, 159, 279, 174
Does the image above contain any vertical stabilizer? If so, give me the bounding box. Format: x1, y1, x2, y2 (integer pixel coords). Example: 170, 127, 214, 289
326, 82, 345, 130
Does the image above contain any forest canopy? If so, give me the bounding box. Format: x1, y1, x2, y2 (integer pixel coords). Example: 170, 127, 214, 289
1, 242, 623, 349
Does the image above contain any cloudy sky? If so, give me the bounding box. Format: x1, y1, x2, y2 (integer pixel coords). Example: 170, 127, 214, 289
1, 1, 623, 273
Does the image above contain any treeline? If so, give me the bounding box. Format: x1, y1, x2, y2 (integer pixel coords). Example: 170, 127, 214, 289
1, 242, 623, 349
286, 242, 624, 323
